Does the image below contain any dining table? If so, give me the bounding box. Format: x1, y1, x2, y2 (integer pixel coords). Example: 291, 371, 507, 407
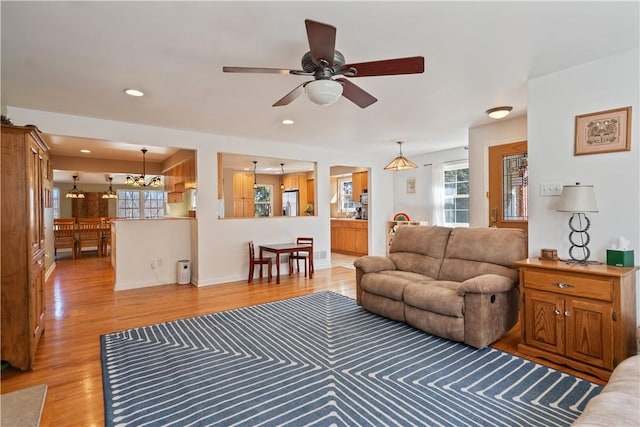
259, 242, 314, 284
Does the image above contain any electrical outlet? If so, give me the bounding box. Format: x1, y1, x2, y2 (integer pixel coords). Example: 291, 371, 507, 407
540, 183, 563, 197
157, 258, 163, 267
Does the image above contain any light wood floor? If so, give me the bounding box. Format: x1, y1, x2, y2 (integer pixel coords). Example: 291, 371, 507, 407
1, 254, 604, 427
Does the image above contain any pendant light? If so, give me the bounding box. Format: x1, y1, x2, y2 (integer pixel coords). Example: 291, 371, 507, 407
384, 141, 417, 171
280, 163, 285, 190
125, 148, 162, 187
66, 174, 85, 198
252, 160, 258, 189
102, 177, 118, 199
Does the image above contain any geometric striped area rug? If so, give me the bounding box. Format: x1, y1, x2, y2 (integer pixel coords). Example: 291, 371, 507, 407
101, 291, 601, 427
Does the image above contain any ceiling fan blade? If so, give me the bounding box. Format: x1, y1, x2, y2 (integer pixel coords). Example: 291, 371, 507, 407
335, 78, 377, 108
272, 82, 307, 107
341, 56, 425, 77
305, 19, 336, 66
223, 66, 303, 75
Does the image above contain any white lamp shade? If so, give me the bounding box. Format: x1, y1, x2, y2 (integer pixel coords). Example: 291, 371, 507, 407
304, 80, 343, 106
557, 184, 598, 212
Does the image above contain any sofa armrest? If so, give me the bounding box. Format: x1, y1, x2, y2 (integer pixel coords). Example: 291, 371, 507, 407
458, 274, 514, 296
353, 256, 396, 274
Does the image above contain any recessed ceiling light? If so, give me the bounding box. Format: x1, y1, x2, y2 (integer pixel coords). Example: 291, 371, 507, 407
486, 106, 513, 119
281, 119, 294, 125
80, 149, 91, 153
124, 88, 144, 97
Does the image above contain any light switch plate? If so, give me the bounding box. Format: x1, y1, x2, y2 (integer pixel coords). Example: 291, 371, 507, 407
540, 183, 562, 196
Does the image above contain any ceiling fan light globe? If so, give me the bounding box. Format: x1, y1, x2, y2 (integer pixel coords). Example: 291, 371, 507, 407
304, 80, 343, 106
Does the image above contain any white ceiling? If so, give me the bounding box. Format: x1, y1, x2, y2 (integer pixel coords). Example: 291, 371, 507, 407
2, 1, 638, 174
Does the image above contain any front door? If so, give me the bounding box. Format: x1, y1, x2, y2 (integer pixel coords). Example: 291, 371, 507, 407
488, 141, 528, 238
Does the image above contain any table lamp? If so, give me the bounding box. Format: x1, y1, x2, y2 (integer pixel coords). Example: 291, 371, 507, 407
557, 183, 598, 263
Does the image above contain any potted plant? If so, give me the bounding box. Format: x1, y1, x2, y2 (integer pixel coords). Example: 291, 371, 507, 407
304, 203, 314, 215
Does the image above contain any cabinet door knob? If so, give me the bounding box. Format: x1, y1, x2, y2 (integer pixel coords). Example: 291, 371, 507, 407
554, 282, 574, 289
564, 311, 571, 317
554, 309, 561, 315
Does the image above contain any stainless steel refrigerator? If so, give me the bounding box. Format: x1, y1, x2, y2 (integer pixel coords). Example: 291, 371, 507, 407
282, 190, 299, 216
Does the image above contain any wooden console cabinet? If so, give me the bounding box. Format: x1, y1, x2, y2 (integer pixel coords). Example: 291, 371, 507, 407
515, 258, 638, 380
1, 124, 48, 370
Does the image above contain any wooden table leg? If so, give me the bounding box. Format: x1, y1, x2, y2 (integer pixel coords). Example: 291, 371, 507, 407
275, 253, 281, 284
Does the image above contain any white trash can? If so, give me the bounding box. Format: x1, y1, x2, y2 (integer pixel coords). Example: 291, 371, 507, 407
177, 260, 191, 285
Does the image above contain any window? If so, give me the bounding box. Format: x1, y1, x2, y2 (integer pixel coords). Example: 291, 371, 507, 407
254, 185, 273, 217
117, 190, 165, 219
443, 164, 469, 227
52, 188, 60, 219
338, 177, 356, 213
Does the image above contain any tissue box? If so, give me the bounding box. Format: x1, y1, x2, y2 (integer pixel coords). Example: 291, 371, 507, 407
606, 249, 634, 267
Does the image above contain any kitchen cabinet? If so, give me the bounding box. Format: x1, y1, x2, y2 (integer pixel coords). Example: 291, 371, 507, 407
167, 192, 183, 203
331, 220, 368, 256
515, 258, 638, 380
164, 154, 196, 192
1, 124, 48, 371
283, 175, 299, 191
307, 179, 315, 204
352, 171, 368, 198
232, 172, 255, 217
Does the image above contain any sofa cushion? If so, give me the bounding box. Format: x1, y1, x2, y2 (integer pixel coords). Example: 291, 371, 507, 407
404, 281, 464, 317
389, 226, 452, 278
438, 227, 526, 282
360, 270, 435, 301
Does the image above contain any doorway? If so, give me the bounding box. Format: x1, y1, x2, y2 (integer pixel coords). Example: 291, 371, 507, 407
329, 166, 369, 258
488, 141, 528, 237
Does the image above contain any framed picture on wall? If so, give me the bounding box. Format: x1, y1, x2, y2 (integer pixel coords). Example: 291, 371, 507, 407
406, 178, 416, 194
575, 106, 632, 155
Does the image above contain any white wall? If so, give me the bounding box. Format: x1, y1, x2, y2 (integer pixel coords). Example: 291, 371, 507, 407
7, 106, 396, 286
528, 49, 639, 319
393, 146, 469, 225
113, 218, 193, 290
528, 49, 639, 263
468, 116, 528, 227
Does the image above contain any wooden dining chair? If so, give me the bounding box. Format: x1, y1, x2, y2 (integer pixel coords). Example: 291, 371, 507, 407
248, 241, 272, 283
76, 217, 103, 258
53, 218, 77, 259
288, 237, 314, 277
100, 217, 113, 256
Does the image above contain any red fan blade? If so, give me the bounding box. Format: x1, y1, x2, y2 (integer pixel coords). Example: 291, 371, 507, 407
305, 19, 336, 66
341, 56, 425, 77
273, 82, 307, 107
223, 66, 303, 75
335, 78, 377, 108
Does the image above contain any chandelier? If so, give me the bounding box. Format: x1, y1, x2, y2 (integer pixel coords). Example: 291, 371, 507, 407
102, 177, 118, 199
125, 148, 162, 187
65, 175, 85, 198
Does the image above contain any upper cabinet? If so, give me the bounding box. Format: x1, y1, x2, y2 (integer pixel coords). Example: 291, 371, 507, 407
164, 153, 196, 192
352, 171, 368, 198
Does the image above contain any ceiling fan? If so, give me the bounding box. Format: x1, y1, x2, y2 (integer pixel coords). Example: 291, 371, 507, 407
223, 19, 425, 108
